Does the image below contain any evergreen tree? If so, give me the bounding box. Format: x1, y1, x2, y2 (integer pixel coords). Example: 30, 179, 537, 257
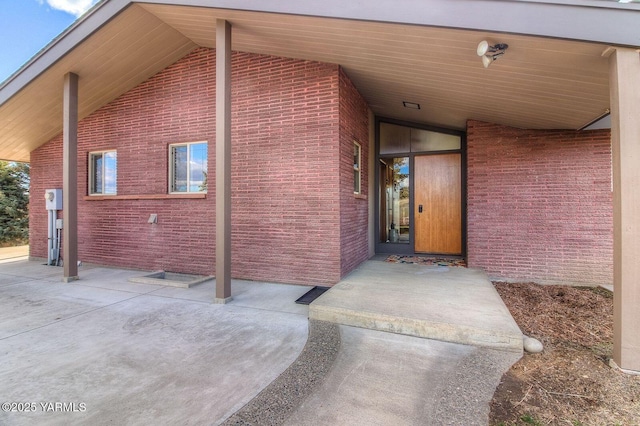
0, 161, 30, 245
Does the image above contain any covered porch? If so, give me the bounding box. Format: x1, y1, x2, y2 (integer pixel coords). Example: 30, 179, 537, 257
0, 0, 638, 372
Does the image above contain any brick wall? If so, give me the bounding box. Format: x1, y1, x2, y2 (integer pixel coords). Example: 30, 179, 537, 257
30, 47, 370, 285
338, 68, 370, 276
466, 120, 613, 286
29, 139, 63, 257
230, 52, 344, 285
31, 48, 216, 275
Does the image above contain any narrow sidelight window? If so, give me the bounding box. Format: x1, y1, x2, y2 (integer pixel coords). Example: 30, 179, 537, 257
169, 141, 208, 193
89, 150, 117, 195
354, 141, 362, 194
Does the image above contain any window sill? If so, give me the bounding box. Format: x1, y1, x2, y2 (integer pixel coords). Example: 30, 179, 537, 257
354, 194, 367, 200
83, 193, 206, 201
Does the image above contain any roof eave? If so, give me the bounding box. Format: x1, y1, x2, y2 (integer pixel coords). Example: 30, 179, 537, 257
139, 0, 640, 46
2, 0, 639, 108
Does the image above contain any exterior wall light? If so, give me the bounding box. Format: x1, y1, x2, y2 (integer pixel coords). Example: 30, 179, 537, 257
477, 40, 509, 68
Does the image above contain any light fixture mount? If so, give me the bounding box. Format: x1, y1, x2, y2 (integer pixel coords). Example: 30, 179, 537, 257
402, 101, 421, 110
477, 40, 509, 68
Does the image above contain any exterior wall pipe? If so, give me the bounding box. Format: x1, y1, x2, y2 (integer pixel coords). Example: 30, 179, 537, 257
47, 210, 53, 265
52, 210, 57, 264
46, 209, 58, 266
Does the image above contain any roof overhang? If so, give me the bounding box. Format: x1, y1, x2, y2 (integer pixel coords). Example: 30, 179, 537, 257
1, 0, 639, 162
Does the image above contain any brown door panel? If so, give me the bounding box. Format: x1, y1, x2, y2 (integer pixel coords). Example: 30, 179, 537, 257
414, 154, 462, 254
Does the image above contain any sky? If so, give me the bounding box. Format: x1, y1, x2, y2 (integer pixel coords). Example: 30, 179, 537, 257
0, 0, 100, 84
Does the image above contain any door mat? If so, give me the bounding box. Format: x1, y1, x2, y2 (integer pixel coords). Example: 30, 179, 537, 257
385, 255, 466, 267
295, 286, 331, 305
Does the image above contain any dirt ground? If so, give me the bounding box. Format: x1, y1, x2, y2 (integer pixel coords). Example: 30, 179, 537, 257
489, 282, 640, 426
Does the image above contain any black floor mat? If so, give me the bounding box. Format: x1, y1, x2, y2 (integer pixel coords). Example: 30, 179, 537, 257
295, 286, 330, 305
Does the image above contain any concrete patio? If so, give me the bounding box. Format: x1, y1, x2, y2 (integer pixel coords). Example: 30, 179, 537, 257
0, 260, 310, 425
0, 258, 522, 425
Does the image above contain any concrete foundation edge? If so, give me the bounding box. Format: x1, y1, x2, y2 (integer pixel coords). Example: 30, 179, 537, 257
310, 306, 523, 353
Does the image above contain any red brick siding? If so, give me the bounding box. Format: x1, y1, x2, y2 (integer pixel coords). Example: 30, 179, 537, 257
31, 48, 216, 274
29, 140, 63, 256
231, 52, 342, 285
29, 48, 367, 285
338, 68, 370, 277
466, 120, 613, 285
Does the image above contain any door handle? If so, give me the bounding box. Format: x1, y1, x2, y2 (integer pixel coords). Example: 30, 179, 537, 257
418, 204, 423, 213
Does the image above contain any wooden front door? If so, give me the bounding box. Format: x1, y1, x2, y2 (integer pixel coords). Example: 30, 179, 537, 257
414, 153, 462, 254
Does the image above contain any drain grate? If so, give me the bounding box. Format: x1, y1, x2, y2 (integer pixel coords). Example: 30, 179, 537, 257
295, 286, 330, 305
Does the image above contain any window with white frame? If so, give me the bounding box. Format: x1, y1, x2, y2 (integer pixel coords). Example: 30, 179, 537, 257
169, 141, 208, 193
89, 150, 117, 195
354, 141, 362, 194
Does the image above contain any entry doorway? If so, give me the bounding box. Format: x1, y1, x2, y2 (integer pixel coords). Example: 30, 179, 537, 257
414, 153, 462, 254
376, 119, 465, 256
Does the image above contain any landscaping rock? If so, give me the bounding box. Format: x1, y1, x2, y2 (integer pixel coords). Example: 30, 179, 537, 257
523, 336, 544, 353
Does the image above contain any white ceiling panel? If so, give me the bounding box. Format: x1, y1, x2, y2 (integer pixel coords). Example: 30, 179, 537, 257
0, 2, 613, 162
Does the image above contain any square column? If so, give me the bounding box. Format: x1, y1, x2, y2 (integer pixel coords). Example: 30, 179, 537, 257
609, 47, 640, 373
215, 19, 232, 303
63, 72, 79, 282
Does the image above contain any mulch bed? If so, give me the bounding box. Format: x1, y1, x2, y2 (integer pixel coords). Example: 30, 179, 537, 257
490, 282, 640, 425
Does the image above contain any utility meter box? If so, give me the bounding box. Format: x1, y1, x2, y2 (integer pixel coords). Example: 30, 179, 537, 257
45, 189, 63, 211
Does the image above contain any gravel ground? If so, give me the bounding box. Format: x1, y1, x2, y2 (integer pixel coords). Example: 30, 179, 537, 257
222, 320, 340, 425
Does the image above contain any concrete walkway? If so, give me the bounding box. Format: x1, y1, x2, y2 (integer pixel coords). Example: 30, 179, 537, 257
0, 258, 522, 425
311, 260, 523, 352
285, 325, 521, 426
294, 260, 523, 425
0, 261, 309, 425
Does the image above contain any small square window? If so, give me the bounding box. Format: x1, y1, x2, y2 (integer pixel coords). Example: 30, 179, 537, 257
354, 142, 362, 195
89, 150, 117, 195
169, 141, 208, 193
